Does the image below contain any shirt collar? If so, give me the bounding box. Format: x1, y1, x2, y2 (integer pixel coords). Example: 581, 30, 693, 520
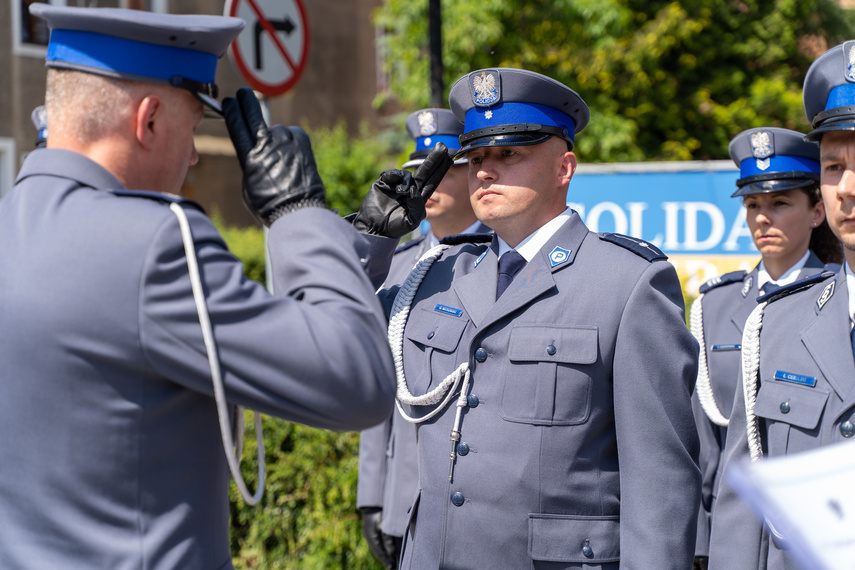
496, 208, 572, 261
757, 250, 811, 291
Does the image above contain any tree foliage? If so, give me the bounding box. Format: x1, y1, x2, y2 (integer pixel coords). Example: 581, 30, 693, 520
375, 0, 855, 161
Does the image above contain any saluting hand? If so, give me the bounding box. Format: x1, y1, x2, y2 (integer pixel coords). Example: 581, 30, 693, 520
353, 143, 453, 239
222, 87, 326, 226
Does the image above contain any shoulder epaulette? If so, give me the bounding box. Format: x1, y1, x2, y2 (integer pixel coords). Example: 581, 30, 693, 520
758, 270, 836, 304
699, 270, 747, 295
395, 234, 426, 254
439, 232, 493, 246
110, 189, 205, 213
598, 233, 667, 262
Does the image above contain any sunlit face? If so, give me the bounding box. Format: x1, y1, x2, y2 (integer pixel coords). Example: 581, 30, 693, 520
466, 137, 575, 245
424, 163, 470, 222
820, 130, 855, 257
158, 89, 203, 195
743, 189, 823, 264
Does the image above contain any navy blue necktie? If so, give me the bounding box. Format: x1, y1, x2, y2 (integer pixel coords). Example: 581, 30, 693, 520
496, 250, 526, 300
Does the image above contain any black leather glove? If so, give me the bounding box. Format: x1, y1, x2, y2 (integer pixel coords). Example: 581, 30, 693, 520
360, 507, 397, 569
353, 143, 453, 238
222, 87, 325, 226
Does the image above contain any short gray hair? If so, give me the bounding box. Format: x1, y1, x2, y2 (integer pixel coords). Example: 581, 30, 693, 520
45, 69, 144, 143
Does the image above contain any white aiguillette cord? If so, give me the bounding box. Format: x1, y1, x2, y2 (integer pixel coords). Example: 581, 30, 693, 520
388, 243, 473, 481
741, 301, 767, 463
169, 203, 265, 505
690, 294, 730, 427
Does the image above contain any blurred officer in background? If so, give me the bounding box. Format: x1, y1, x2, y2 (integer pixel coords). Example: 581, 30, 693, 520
709, 41, 855, 569
357, 108, 490, 569
691, 127, 841, 568
0, 5, 395, 569
353, 67, 701, 569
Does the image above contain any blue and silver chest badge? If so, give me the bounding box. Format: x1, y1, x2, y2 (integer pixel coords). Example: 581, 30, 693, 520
846, 43, 855, 82
418, 110, 438, 136
751, 131, 773, 171
471, 70, 500, 107
548, 246, 571, 268
741, 276, 753, 298
816, 280, 835, 310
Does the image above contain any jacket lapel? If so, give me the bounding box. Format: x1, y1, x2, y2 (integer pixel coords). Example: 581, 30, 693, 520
476, 213, 589, 329
452, 241, 499, 329
799, 271, 855, 411
730, 266, 759, 335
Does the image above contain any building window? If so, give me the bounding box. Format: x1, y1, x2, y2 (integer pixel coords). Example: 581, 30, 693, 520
0, 138, 17, 198
11, 0, 168, 57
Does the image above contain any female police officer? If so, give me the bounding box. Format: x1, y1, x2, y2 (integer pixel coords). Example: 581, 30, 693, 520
691, 127, 842, 565
709, 41, 855, 569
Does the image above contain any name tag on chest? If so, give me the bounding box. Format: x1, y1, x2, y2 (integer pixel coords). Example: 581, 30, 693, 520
774, 370, 817, 388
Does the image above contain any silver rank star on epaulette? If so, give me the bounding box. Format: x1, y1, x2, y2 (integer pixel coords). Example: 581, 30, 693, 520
816, 280, 835, 310
741, 276, 753, 298
750, 131, 773, 171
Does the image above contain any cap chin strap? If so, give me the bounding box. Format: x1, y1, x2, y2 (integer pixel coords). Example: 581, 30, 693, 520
689, 294, 729, 427
169, 202, 265, 506
458, 123, 567, 145
388, 243, 473, 482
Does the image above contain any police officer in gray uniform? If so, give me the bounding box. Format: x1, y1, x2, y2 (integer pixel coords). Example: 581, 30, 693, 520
709, 41, 855, 569
691, 127, 838, 566
357, 108, 489, 569
0, 6, 395, 569
355, 68, 701, 569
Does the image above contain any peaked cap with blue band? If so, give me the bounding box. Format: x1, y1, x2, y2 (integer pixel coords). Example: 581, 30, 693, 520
803, 41, 855, 141
448, 68, 589, 157
728, 127, 820, 197
30, 4, 245, 114
402, 108, 467, 169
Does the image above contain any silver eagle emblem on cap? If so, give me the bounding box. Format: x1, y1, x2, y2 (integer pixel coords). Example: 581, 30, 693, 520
472, 71, 499, 106
750, 131, 772, 170
847, 44, 855, 82
418, 110, 438, 136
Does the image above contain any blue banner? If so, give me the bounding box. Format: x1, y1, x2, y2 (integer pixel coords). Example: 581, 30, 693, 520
569, 162, 753, 256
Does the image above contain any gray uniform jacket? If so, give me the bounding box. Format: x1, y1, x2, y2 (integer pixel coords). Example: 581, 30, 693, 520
378, 212, 701, 569
709, 267, 855, 570
358, 224, 490, 536
0, 149, 396, 570
692, 253, 824, 556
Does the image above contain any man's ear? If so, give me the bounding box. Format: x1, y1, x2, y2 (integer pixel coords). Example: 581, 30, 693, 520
559, 151, 577, 186
134, 94, 162, 150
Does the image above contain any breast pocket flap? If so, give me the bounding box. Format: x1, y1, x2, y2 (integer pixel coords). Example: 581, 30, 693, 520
509, 325, 598, 364
404, 308, 468, 353
528, 514, 619, 563
755, 381, 829, 430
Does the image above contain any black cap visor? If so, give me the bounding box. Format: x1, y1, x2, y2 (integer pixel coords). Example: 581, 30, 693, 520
731, 172, 819, 197
170, 75, 222, 117
805, 120, 855, 142
454, 131, 568, 160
